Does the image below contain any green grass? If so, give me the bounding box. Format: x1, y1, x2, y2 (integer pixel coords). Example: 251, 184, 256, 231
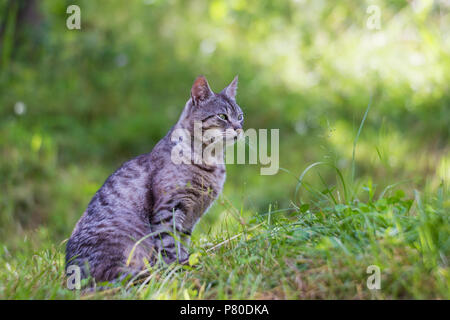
1, 176, 448, 299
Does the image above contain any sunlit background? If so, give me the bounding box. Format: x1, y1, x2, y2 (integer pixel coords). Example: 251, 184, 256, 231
0, 0, 448, 248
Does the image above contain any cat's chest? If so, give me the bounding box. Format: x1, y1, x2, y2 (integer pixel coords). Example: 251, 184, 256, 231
156, 164, 226, 208
183, 165, 226, 200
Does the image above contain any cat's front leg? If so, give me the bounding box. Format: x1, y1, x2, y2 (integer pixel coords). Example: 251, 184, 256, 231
155, 231, 190, 264
150, 209, 191, 264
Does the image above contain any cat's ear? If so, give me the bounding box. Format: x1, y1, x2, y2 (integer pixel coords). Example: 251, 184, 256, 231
221, 75, 238, 101
191, 76, 213, 106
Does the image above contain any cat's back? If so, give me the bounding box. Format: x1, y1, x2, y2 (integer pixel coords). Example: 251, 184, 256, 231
67, 153, 155, 244
91, 152, 154, 215
65, 152, 157, 280
73, 138, 169, 230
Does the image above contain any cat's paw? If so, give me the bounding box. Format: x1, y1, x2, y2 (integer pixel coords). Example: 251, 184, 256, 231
177, 249, 189, 265
179, 255, 189, 265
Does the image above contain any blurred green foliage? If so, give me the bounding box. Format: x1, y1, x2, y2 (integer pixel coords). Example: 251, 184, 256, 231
0, 0, 448, 253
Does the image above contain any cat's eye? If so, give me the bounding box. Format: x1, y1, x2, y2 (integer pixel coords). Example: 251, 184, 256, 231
238, 114, 244, 121
218, 114, 228, 121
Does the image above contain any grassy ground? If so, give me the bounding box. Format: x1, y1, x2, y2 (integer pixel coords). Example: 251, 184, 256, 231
1, 100, 449, 300
1, 172, 448, 299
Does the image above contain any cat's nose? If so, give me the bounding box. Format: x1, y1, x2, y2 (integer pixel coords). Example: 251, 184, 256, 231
232, 122, 242, 130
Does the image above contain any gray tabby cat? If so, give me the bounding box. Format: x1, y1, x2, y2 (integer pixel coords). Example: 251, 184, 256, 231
66, 75, 244, 284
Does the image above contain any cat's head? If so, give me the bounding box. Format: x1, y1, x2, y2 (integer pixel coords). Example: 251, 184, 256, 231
180, 76, 244, 145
